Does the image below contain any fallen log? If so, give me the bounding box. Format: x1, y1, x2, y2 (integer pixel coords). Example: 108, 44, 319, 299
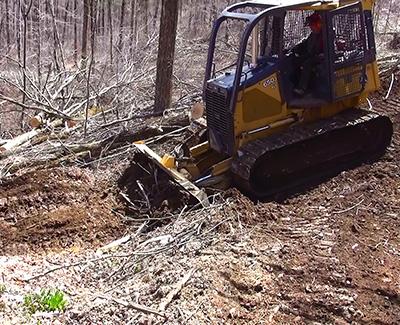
0, 119, 63, 155
0, 150, 90, 179
0, 129, 40, 153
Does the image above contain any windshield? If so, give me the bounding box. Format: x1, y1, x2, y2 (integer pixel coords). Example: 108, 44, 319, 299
210, 15, 282, 81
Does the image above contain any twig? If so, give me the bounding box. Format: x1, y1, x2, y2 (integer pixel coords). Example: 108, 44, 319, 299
0, 93, 70, 119
144, 125, 190, 145
98, 294, 166, 318
384, 73, 395, 100
120, 192, 139, 210
333, 198, 365, 215
366, 98, 373, 110
136, 180, 151, 210
22, 231, 196, 282
20, 254, 120, 282
97, 222, 148, 253
99, 106, 155, 128
159, 268, 195, 311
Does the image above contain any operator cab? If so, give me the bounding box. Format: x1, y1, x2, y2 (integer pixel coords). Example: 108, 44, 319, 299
248, 10, 331, 107
205, 1, 372, 110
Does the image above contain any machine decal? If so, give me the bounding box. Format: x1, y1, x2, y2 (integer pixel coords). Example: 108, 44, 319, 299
263, 77, 277, 89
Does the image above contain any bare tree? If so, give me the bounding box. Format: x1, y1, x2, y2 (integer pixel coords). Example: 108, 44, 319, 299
107, 0, 113, 64
5, 0, 11, 51
84, 0, 98, 136
49, 0, 66, 71
61, 0, 71, 44
129, 0, 136, 55
21, 0, 34, 94
34, 0, 41, 89
81, 0, 90, 65
154, 0, 179, 115
117, 0, 126, 53
152, 0, 160, 31
16, 0, 22, 62
143, 0, 149, 36
74, 0, 78, 64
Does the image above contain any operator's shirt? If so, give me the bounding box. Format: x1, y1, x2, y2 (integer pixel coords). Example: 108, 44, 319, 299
305, 32, 324, 56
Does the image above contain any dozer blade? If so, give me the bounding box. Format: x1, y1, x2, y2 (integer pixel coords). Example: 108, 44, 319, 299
232, 109, 393, 198
133, 143, 210, 207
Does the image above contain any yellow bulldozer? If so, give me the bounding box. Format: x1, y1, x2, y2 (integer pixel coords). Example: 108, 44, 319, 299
133, 0, 393, 205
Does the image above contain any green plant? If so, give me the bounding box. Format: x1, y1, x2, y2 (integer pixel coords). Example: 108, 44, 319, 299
134, 263, 142, 274
0, 284, 6, 295
23, 289, 67, 315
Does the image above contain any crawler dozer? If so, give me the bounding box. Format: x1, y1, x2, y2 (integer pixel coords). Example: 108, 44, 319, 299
134, 0, 393, 205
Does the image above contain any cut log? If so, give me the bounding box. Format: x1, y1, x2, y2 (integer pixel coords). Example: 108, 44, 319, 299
0, 129, 40, 153
29, 112, 46, 128
0, 119, 63, 155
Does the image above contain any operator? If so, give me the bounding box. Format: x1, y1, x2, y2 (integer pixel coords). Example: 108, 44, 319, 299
293, 12, 324, 97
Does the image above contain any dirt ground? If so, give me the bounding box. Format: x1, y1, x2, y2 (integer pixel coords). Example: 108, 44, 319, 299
0, 167, 126, 255
0, 76, 399, 324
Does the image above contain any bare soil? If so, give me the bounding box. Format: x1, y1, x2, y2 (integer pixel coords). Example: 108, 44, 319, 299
0, 167, 126, 255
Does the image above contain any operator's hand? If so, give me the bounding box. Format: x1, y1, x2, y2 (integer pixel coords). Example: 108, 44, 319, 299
283, 48, 292, 56
284, 49, 299, 57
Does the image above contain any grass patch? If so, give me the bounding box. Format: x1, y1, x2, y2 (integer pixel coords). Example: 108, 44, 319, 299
23, 289, 67, 315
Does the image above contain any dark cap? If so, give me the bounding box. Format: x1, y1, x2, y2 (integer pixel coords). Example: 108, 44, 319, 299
306, 12, 322, 26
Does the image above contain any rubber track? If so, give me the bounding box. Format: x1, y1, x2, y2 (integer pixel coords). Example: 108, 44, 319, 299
232, 109, 393, 198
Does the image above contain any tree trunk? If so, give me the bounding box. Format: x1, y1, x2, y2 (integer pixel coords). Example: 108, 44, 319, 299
81, 0, 90, 64
154, 0, 179, 115
100, 0, 105, 35
107, 0, 113, 64
134, 0, 138, 47
153, 0, 160, 31
74, 0, 78, 64
22, 0, 34, 105
143, 0, 148, 36
84, 0, 98, 137
61, 0, 70, 44
49, 0, 65, 71
129, 0, 136, 55
17, 0, 22, 63
117, 0, 126, 53
34, 0, 41, 89
5, 0, 11, 51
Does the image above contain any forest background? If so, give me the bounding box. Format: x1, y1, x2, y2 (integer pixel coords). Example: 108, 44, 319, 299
0, 0, 399, 137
